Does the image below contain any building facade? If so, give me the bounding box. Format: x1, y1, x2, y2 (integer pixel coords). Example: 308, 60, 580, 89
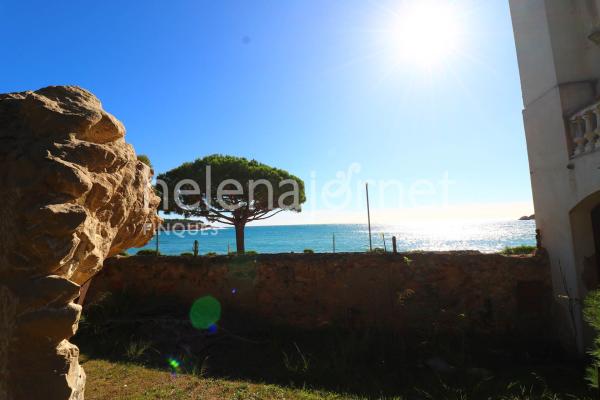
509, 0, 600, 352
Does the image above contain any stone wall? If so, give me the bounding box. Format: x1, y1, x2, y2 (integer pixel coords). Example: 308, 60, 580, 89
88, 251, 554, 339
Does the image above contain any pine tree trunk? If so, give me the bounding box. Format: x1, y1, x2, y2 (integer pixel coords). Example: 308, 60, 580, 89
234, 222, 245, 254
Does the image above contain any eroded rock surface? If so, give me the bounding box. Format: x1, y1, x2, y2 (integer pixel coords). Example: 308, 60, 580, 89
0, 86, 160, 399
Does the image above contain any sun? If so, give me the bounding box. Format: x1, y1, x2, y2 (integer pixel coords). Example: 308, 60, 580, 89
386, 0, 464, 69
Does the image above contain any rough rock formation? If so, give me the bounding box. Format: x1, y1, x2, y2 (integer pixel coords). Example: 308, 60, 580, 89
0, 86, 160, 399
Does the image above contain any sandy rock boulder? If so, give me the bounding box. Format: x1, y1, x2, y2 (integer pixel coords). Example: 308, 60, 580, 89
0, 86, 160, 399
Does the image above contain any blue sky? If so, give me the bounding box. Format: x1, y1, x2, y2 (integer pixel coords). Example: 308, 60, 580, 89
0, 1, 533, 224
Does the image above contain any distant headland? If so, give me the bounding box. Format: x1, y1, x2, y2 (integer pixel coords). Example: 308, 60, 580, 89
518, 214, 535, 221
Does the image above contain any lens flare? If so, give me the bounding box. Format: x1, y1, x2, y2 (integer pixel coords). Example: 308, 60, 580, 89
207, 323, 218, 335
189, 295, 222, 330
168, 358, 180, 369
167, 357, 181, 376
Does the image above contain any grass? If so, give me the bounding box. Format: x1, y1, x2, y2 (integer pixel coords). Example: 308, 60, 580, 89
500, 245, 537, 255
75, 292, 593, 400
367, 248, 386, 254
83, 358, 352, 400
81, 357, 591, 400
124, 340, 154, 361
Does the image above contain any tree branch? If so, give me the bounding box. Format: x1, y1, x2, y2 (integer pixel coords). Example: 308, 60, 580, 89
209, 218, 235, 225
200, 200, 236, 223
247, 209, 284, 221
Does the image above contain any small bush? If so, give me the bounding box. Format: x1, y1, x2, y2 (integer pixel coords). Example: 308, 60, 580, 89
501, 245, 536, 255
303, 249, 314, 254
228, 250, 257, 256
584, 290, 600, 389
205, 252, 217, 257
368, 247, 385, 254
137, 154, 152, 169
118, 251, 129, 257
124, 339, 153, 361
180, 252, 193, 257
136, 249, 160, 256
282, 342, 310, 374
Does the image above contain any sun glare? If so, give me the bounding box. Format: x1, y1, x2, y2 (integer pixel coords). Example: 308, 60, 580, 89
387, 0, 464, 69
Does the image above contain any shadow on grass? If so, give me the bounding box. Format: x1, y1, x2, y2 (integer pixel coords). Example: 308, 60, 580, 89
73, 291, 592, 399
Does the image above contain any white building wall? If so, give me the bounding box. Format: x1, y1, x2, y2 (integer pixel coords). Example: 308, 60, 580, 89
509, 0, 600, 353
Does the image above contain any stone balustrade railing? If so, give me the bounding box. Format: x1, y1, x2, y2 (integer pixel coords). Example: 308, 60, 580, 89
570, 100, 600, 157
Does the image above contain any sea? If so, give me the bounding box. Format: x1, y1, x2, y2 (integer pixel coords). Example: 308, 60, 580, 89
129, 220, 536, 255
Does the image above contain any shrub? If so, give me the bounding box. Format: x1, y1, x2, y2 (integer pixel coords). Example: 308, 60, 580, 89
180, 252, 193, 257
501, 245, 536, 255
124, 340, 153, 361
118, 251, 129, 257
584, 290, 600, 389
282, 342, 310, 374
303, 249, 314, 254
205, 252, 217, 257
137, 154, 152, 169
368, 247, 385, 254
136, 249, 160, 256
227, 250, 257, 256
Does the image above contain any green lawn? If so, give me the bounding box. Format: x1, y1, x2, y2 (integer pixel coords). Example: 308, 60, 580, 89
82, 358, 591, 400
83, 358, 360, 400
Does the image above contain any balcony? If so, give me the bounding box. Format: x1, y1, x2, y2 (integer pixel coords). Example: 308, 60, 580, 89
569, 100, 600, 157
